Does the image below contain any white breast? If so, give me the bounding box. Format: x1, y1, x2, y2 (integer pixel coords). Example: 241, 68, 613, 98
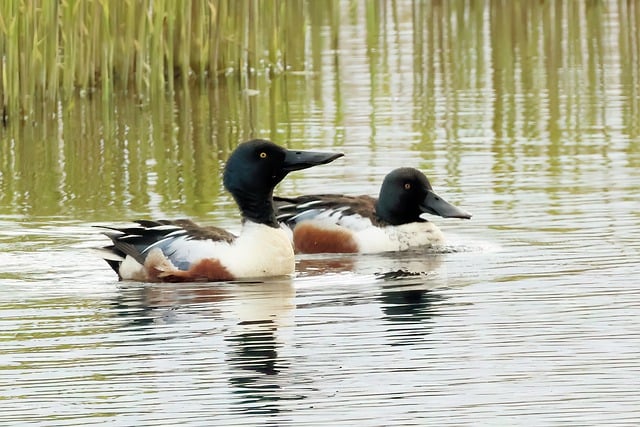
221, 221, 295, 278
165, 221, 295, 278
354, 222, 445, 253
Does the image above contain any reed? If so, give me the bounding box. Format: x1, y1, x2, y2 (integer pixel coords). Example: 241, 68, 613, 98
0, 0, 313, 122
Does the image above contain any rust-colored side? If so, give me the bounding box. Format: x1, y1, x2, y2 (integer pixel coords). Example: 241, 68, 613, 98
144, 252, 235, 282
293, 223, 359, 254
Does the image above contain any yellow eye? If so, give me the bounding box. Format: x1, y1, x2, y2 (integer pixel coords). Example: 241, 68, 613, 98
259, 152, 267, 159
404, 183, 411, 190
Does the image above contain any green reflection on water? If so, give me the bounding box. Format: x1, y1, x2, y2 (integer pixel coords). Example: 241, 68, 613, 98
1, 0, 639, 222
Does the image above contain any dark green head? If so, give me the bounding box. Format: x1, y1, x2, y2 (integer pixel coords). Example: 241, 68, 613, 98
375, 167, 471, 225
223, 139, 343, 226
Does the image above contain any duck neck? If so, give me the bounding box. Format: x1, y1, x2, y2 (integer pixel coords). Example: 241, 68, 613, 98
233, 190, 279, 228
375, 200, 424, 226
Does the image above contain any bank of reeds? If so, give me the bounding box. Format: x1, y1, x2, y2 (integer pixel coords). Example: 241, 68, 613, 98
0, 0, 330, 122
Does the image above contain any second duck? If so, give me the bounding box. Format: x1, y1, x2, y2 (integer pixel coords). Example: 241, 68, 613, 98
274, 167, 471, 254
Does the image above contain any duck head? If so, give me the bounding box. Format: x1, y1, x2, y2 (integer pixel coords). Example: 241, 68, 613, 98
224, 139, 344, 226
376, 167, 471, 225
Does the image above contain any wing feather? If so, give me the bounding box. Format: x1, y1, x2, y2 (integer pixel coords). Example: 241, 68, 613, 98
97, 219, 237, 274
274, 195, 381, 226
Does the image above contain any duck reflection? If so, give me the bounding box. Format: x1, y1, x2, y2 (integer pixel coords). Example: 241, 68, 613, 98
378, 283, 445, 321
224, 280, 296, 415
372, 253, 447, 346
377, 280, 447, 347
296, 248, 447, 278
296, 250, 448, 346
111, 279, 297, 414
111, 281, 230, 330
226, 320, 283, 414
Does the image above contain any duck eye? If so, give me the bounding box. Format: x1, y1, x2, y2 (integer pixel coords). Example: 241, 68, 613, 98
259, 152, 267, 159
404, 183, 411, 190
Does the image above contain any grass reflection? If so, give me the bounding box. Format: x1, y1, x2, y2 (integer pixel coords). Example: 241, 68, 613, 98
1, 0, 638, 221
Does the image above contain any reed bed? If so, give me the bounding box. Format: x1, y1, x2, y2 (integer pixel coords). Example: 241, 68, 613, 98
0, 0, 333, 121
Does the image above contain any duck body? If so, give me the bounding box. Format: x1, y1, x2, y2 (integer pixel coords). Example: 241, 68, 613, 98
275, 168, 471, 254
104, 219, 294, 282
99, 140, 343, 282
287, 210, 445, 254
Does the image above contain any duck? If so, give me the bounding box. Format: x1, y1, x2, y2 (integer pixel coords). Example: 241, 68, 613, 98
99, 139, 343, 282
274, 167, 471, 254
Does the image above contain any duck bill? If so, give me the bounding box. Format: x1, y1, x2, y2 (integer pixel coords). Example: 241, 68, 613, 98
421, 190, 472, 219
283, 149, 344, 172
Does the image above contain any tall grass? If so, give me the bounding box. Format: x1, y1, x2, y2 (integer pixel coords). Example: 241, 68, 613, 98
0, 0, 316, 122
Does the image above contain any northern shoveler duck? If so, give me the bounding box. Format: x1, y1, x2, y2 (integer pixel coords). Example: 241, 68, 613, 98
99, 139, 343, 282
274, 167, 471, 254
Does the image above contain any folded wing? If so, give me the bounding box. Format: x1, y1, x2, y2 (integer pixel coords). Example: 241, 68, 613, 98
98, 219, 237, 277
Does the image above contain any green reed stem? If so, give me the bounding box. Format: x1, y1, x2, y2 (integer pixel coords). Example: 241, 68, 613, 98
0, 0, 312, 122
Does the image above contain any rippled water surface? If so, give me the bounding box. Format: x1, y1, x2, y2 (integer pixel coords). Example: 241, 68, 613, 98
1, 1, 640, 425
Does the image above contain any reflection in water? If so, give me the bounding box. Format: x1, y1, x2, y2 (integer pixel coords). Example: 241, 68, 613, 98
1, 1, 638, 222
297, 251, 446, 278
224, 280, 297, 416
111, 282, 229, 331
378, 280, 447, 347
296, 251, 449, 348
379, 281, 446, 322
379, 287, 439, 320
107, 279, 298, 416
226, 321, 286, 415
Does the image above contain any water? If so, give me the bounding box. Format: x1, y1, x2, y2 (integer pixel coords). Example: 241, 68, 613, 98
1, 1, 640, 425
